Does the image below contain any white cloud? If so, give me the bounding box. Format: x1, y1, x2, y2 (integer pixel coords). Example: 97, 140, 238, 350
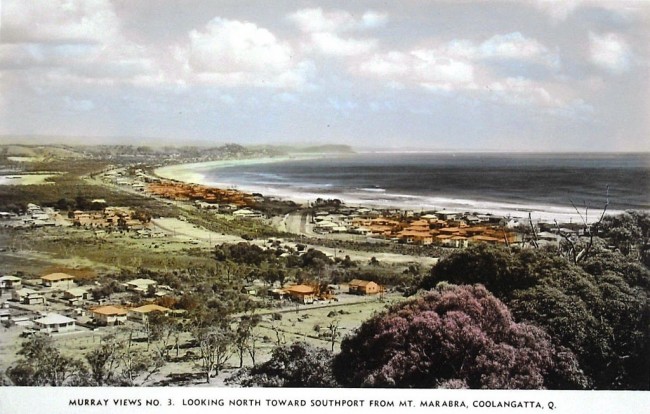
2, 0, 119, 44
176, 17, 311, 88
0, 0, 159, 85
411, 50, 475, 86
589, 32, 632, 74
535, 0, 584, 21
487, 77, 554, 106
360, 49, 476, 91
535, 0, 640, 22
288, 8, 387, 33
479, 32, 558, 67
310, 32, 377, 56
359, 52, 410, 77
288, 8, 385, 57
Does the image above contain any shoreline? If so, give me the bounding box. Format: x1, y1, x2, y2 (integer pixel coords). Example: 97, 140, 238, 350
153, 155, 627, 224
154, 154, 328, 186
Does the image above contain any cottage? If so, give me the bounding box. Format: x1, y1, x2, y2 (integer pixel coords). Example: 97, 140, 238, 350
284, 284, 316, 304
125, 278, 157, 293
128, 304, 171, 323
0, 275, 22, 290
91, 305, 128, 325
33, 313, 76, 334
41, 273, 75, 290
12, 288, 45, 305
348, 279, 381, 295
63, 287, 90, 305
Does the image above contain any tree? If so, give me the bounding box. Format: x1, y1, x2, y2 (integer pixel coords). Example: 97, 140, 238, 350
195, 325, 234, 383
84, 329, 163, 386
86, 334, 121, 385
333, 284, 587, 389
428, 242, 649, 390
6, 335, 87, 386
227, 342, 338, 387
189, 308, 235, 383
234, 314, 261, 368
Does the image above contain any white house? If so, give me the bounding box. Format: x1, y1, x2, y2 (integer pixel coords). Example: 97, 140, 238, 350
41, 273, 75, 290
125, 278, 157, 293
12, 288, 45, 305
0, 275, 22, 290
91, 305, 128, 326
33, 313, 76, 334
127, 304, 171, 323
63, 287, 90, 305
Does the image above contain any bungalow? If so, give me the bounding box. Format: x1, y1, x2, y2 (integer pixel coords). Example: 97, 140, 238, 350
0, 275, 22, 290
63, 287, 90, 305
125, 278, 157, 293
91, 305, 128, 325
436, 211, 460, 221
128, 304, 171, 323
398, 230, 434, 245
348, 279, 381, 295
33, 313, 76, 334
450, 235, 469, 248
12, 288, 45, 305
284, 284, 316, 304
41, 273, 75, 290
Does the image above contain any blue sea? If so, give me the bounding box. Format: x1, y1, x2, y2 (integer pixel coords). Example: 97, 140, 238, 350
199, 152, 649, 220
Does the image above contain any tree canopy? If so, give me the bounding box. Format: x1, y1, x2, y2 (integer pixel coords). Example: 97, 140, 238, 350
333, 284, 587, 389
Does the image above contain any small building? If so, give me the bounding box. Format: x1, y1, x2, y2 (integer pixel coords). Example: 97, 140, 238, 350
63, 287, 90, 305
33, 313, 76, 334
41, 273, 75, 290
348, 279, 381, 295
91, 305, 128, 325
0, 275, 22, 290
12, 288, 45, 305
125, 278, 157, 293
128, 304, 171, 323
284, 284, 316, 304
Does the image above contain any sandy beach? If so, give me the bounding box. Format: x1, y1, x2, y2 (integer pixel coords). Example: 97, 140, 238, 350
154, 157, 625, 224
154, 155, 325, 186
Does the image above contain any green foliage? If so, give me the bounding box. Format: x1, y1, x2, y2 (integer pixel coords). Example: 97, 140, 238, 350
333, 284, 586, 389
228, 342, 338, 387
6, 335, 88, 386
426, 232, 649, 390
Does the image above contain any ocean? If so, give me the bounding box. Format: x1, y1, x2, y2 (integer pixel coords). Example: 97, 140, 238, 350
196, 152, 649, 220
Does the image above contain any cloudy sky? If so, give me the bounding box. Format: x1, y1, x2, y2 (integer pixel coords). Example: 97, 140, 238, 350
0, 0, 648, 151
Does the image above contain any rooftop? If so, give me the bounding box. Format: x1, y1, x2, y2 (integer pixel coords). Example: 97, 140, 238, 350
91, 305, 128, 316
41, 273, 75, 281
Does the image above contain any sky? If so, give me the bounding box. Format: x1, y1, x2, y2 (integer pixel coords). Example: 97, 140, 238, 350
0, 0, 648, 152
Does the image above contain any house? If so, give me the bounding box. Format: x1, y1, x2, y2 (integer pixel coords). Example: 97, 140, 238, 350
41, 273, 75, 290
12, 288, 45, 305
33, 313, 76, 334
398, 230, 434, 245
63, 287, 90, 305
91, 305, 128, 325
348, 279, 381, 295
283, 284, 316, 304
0, 275, 22, 290
0, 308, 11, 322
128, 304, 171, 323
125, 278, 157, 293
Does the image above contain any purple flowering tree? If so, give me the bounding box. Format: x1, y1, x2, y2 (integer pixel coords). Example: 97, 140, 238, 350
333, 284, 587, 389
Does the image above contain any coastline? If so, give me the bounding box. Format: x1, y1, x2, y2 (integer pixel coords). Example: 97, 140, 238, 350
153, 155, 627, 224
154, 154, 328, 186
